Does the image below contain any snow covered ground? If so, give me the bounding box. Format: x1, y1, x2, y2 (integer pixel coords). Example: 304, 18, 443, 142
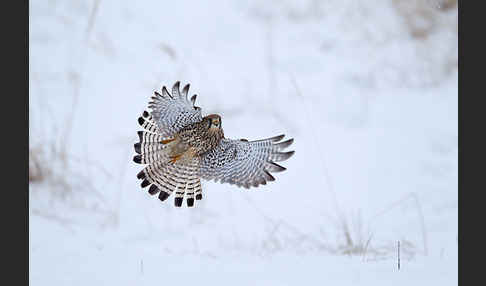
29, 0, 457, 285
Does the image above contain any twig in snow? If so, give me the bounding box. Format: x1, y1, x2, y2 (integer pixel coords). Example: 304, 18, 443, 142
398, 240, 401, 270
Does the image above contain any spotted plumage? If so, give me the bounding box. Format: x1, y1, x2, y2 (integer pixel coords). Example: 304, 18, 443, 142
133, 82, 294, 207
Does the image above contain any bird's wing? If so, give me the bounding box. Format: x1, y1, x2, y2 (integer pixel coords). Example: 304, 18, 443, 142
148, 81, 203, 138
199, 135, 295, 188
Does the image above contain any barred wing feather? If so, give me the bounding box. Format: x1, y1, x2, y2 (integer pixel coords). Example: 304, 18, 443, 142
199, 135, 295, 188
149, 81, 203, 138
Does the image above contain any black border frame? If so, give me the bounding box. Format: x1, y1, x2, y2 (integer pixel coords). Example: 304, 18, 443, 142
3, 0, 28, 285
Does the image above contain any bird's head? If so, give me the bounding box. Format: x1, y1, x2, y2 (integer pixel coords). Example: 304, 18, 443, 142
205, 114, 222, 131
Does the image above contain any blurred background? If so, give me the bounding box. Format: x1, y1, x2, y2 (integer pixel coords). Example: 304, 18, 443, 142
29, 0, 457, 285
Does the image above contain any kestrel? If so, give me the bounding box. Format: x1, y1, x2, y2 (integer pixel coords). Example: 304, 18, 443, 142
133, 82, 295, 207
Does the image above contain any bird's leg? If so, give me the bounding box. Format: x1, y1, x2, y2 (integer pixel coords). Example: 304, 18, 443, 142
161, 138, 175, 144
169, 154, 183, 164
168, 147, 197, 165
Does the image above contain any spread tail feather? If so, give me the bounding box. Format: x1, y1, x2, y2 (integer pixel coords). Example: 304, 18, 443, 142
134, 110, 202, 207
137, 158, 201, 207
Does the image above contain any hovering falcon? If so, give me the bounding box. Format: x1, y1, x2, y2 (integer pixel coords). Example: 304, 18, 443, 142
133, 82, 295, 207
